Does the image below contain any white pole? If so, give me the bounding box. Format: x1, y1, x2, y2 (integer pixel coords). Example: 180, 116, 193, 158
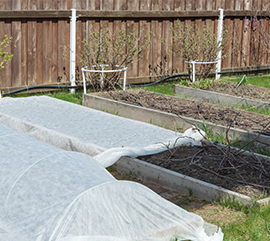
192, 61, 195, 82
216, 8, 224, 80
70, 9, 77, 93
123, 69, 127, 90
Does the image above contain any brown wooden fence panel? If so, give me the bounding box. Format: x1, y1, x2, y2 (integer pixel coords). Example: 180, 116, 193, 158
1, 0, 270, 90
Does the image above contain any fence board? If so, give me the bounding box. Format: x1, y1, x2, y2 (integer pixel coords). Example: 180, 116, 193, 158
139, 0, 151, 78
126, 0, 139, 78
11, 1, 22, 87
21, 19, 27, 86
1, 0, 270, 90
42, 20, 52, 84
162, 0, 173, 76
242, 1, 251, 66
52, 19, 58, 83
171, 19, 184, 74
27, 20, 37, 85
57, 2, 68, 83
151, 0, 162, 78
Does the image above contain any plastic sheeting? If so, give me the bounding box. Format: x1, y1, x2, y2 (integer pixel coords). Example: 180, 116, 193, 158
0, 96, 205, 167
0, 123, 223, 241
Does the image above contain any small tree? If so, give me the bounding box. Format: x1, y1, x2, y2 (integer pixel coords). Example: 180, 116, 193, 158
170, 20, 236, 82
81, 23, 151, 92
0, 35, 13, 70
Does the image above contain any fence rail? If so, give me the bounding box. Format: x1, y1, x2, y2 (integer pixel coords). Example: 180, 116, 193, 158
0, 0, 270, 90
1, 10, 268, 19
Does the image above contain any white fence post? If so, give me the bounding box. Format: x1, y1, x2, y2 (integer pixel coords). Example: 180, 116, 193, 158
216, 8, 224, 80
69, 9, 77, 93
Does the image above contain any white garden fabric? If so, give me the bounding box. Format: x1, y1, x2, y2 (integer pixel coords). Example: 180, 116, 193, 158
0, 123, 223, 240
0, 96, 223, 240
0, 96, 204, 167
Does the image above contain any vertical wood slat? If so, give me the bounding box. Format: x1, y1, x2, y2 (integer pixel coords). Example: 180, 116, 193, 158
162, 0, 173, 76
139, 0, 151, 78
242, 0, 251, 66
3, 0, 12, 89
126, 0, 139, 78
11, 0, 22, 87
27, 20, 37, 85
21, 18, 27, 85
57, 1, 69, 83
151, 0, 162, 79
2, 0, 270, 89
42, 19, 52, 84
0, 1, 6, 87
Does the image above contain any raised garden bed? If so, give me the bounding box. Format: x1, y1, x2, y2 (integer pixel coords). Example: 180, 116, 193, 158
115, 149, 270, 206
83, 89, 270, 147
83, 90, 270, 205
174, 84, 270, 109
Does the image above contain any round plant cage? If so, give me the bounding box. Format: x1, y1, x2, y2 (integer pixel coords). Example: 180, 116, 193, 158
185, 60, 218, 82
81, 64, 128, 93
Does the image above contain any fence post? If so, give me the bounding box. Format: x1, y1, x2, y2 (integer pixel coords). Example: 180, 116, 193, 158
70, 9, 77, 93
216, 8, 224, 80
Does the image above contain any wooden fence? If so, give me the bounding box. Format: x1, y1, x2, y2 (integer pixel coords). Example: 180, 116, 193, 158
0, 0, 270, 90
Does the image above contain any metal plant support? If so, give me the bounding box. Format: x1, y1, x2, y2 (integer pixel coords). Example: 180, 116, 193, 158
185, 60, 218, 82
81, 64, 128, 94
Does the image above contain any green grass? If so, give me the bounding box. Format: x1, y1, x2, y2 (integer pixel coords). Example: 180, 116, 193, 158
221, 203, 270, 241
138, 79, 181, 95
9, 89, 84, 105
225, 73, 270, 89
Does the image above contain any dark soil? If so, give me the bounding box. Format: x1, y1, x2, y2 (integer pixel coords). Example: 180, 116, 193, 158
99, 88, 270, 136
138, 142, 270, 197
97, 84, 270, 197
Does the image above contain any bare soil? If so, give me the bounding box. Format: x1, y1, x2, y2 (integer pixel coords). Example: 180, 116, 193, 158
99, 88, 270, 136
138, 142, 270, 197
98, 84, 270, 197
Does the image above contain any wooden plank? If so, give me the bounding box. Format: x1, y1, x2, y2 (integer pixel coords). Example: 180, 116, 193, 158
42, 19, 52, 84
11, 1, 22, 87
114, 0, 127, 10
88, 0, 97, 10
232, 17, 243, 68
222, 18, 233, 69
195, 0, 203, 10
0, 20, 6, 88
162, 0, 173, 76
162, 0, 174, 11
1, 10, 270, 19
242, 1, 251, 66
186, 1, 192, 11
174, 0, 185, 11
75, 0, 82, 9
151, 0, 162, 78
21, 18, 28, 86
25, 0, 37, 85
58, 1, 69, 83
37, 0, 43, 9
27, 20, 37, 85
44, 0, 52, 10
0, 1, 6, 87
225, 0, 234, 9
95, 0, 100, 10
126, 0, 139, 78
172, 19, 185, 74
139, 0, 151, 77
4, 1, 12, 88
217, 0, 226, 9
52, 18, 58, 83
